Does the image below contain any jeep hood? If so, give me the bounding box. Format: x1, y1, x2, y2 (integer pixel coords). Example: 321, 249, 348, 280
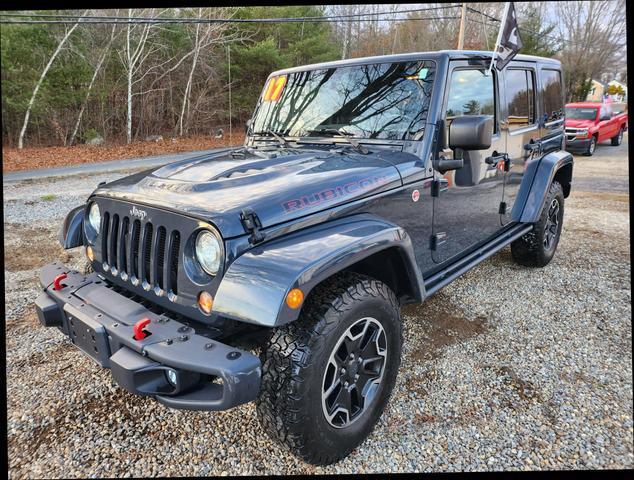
93, 147, 407, 238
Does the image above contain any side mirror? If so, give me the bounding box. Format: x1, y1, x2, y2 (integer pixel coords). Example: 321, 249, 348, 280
245, 118, 253, 134
448, 115, 493, 150
599, 114, 611, 121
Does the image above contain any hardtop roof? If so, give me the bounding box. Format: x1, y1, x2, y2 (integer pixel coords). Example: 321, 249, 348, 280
271, 50, 561, 77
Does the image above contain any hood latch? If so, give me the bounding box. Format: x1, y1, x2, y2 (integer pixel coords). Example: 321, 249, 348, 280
240, 208, 266, 245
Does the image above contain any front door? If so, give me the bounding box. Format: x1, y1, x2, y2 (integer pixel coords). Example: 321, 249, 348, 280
431, 63, 506, 264
501, 66, 540, 224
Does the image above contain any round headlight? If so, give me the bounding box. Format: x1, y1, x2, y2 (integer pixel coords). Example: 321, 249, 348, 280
88, 203, 101, 233
195, 230, 222, 276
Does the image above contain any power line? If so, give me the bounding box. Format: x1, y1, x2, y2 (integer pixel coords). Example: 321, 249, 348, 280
0, 5, 461, 20
0, 16, 463, 25
0, 6, 463, 25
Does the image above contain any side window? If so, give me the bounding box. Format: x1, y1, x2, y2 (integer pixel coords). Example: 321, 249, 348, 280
542, 69, 563, 123
506, 69, 536, 130
445, 69, 496, 132
599, 105, 613, 120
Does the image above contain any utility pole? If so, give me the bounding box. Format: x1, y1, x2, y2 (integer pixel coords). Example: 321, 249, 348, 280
457, 3, 467, 50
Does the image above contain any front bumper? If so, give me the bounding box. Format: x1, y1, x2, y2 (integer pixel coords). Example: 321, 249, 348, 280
35, 262, 261, 411
564, 136, 592, 152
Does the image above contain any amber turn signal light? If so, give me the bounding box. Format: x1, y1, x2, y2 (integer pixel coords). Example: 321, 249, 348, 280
198, 291, 214, 315
285, 288, 304, 309
86, 245, 94, 262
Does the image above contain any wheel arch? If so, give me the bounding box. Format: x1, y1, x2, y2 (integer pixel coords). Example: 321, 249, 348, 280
212, 214, 425, 328
59, 204, 85, 249
511, 150, 574, 224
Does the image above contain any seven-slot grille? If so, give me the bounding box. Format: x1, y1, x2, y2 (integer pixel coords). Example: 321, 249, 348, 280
100, 212, 180, 297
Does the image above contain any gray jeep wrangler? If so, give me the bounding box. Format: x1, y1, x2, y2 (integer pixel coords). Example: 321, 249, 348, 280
36, 50, 572, 465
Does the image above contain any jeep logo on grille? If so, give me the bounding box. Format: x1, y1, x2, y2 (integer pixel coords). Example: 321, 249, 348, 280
129, 205, 147, 220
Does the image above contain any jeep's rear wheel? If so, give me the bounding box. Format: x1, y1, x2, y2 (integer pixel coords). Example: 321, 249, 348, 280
511, 181, 564, 268
256, 272, 402, 465
611, 127, 624, 146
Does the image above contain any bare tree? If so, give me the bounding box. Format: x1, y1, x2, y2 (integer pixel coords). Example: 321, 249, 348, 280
69, 21, 118, 145
118, 8, 164, 143
176, 8, 234, 136
556, 0, 626, 101
17, 11, 86, 149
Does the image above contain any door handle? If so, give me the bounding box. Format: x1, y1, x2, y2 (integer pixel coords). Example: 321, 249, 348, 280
485, 152, 510, 171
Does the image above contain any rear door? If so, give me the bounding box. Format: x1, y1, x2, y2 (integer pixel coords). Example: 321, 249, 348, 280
431, 62, 506, 264
501, 66, 539, 225
539, 68, 565, 153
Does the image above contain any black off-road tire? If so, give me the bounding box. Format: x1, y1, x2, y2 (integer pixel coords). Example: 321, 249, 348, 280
255, 272, 403, 465
585, 135, 597, 156
611, 127, 624, 146
511, 181, 564, 268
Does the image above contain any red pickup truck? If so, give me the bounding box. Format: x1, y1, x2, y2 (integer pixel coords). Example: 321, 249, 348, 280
565, 102, 628, 155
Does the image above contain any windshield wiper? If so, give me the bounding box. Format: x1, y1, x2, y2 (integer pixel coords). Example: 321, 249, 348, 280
252, 129, 290, 147
303, 128, 369, 154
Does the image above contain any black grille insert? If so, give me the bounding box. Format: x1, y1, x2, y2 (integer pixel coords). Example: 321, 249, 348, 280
131, 220, 141, 279
142, 223, 154, 285
169, 231, 180, 295
156, 226, 167, 290
98, 206, 181, 300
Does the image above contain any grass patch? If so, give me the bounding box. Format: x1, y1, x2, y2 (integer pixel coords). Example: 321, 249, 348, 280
40, 194, 57, 201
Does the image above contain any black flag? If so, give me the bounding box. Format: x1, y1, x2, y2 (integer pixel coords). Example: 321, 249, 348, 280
493, 2, 523, 71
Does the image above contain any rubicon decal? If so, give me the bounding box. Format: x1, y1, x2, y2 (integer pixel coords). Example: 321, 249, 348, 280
282, 176, 389, 214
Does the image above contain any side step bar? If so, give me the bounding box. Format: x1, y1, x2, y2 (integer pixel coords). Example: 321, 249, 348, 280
424, 223, 533, 296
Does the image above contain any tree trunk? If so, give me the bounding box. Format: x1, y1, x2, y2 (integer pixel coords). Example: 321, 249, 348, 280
126, 13, 133, 144
179, 12, 202, 136
18, 20, 81, 149
69, 26, 115, 146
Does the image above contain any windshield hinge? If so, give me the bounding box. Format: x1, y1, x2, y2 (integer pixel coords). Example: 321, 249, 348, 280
240, 208, 266, 245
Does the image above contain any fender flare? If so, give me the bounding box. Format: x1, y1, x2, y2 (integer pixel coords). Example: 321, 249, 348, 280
212, 214, 425, 327
511, 150, 574, 224
58, 205, 85, 249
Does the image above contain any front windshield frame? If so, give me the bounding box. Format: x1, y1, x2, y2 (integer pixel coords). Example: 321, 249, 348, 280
249, 59, 437, 143
565, 106, 599, 121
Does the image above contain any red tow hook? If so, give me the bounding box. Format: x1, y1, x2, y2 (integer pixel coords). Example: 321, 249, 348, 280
133, 317, 151, 341
53, 273, 68, 291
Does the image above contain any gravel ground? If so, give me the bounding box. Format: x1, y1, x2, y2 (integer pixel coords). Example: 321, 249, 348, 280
5, 136, 632, 476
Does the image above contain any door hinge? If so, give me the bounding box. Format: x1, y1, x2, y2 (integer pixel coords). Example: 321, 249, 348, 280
499, 201, 507, 215
430, 232, 447, 251
240, 208, 266, 245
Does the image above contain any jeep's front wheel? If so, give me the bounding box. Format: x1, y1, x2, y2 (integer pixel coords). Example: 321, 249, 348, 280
256, 273, 402, 465
511, 181, 564, 268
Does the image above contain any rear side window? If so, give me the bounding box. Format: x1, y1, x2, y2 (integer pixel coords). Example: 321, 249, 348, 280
445, 68, 496, 131
506, 69, 535, 130
542, 69, 563, 123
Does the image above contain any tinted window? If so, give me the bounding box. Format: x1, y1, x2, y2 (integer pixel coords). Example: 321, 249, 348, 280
599, 106, 607, 119
542, 69, 563, 122
445, 69, 495, 128
252, 61, 436, 140
506, 69, 535, 129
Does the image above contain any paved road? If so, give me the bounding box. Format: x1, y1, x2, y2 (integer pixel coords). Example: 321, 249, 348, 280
3, 148, 220, 183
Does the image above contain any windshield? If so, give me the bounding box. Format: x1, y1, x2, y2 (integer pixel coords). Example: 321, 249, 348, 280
565, 107, 598, 120
251, 60, 436, 141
